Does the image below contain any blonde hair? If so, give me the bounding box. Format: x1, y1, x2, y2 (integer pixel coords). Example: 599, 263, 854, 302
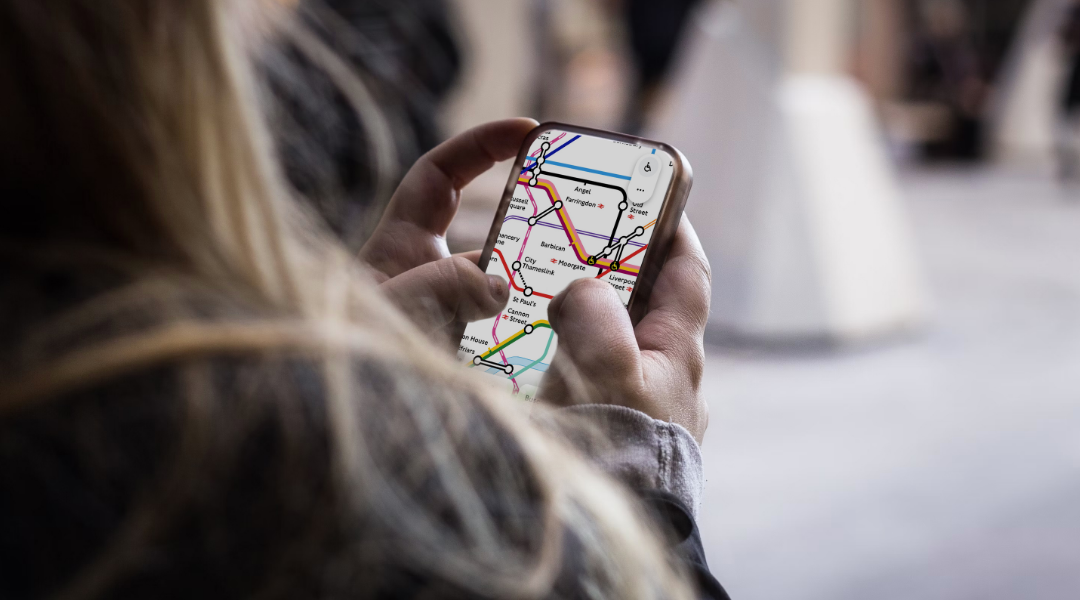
0, 1, 693, 598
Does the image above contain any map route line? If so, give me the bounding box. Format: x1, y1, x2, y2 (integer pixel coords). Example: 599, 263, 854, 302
523, 158, 632, 181
528, 201, 562, 226
491, 248, 554, 299
489, 316, 514, 389
468, 320, 554, 362
515, 184, 540, 270
463, 131, 673, 398
517, 133, 567, 178
496, 181, 543, 394
529, 170, 630, 275
516, 177, 643, 275
535, 171, 628, 228
503, 215, 647, 248
593, 225, 647, 271
507, 330, 555, 381
530, 132, 565, 160
595, 243, 649, 279
520, 134, 579, 175
474, 356, 514, 374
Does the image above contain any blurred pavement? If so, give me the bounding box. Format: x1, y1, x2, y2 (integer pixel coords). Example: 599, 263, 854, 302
697, 167, 1080, 600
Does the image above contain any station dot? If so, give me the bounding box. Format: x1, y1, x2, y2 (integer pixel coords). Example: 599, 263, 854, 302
541, 142, 551, 151
636, 227, 645, 236
537, 157, 546, 165
620, 237, 627, 244
619, 202, 628, 210
473, 356, 483, 365
554, 201, 563, 209
524, 325, 535, 334
529, 179, 538, 187
512, 261, 522, 271
523, 287, 533, 297
527, 218, 537, 226
504, 364, 515, 375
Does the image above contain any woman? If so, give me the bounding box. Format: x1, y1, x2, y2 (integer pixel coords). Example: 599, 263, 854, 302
0, 1, 722, 598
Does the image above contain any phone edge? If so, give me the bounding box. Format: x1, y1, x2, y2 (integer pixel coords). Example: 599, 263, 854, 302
449, 122, 694, 348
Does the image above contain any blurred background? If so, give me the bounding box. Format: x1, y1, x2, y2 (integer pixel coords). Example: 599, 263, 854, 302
326, 0, 1080, 597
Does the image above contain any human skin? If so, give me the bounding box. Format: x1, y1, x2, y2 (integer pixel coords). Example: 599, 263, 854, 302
362, 119, 710, 441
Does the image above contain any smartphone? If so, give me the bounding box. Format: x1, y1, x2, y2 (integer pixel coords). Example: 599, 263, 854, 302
456, 123, 693, 400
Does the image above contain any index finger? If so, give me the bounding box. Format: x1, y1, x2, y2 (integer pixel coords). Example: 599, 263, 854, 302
386, 118, 539, 234
635, 215, 711, 360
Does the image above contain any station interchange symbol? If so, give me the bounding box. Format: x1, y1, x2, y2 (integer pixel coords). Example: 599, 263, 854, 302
457, 131, 675, 399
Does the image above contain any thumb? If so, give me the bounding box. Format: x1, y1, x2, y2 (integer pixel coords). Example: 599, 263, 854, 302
381, 256, 509, 331
547, 279, 642, 385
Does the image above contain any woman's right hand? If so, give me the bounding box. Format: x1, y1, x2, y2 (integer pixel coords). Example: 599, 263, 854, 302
539, 215, 712, 442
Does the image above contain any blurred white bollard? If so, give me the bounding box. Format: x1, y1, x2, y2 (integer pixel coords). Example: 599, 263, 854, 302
989, 0, 1073, 167
441, 0, 534, 134
651, 1, 928, 343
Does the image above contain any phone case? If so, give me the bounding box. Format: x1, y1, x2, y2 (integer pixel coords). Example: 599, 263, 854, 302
475, 122, 693, 329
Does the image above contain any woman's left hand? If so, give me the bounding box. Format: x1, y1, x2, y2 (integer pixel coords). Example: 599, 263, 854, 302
361, 118, 538, 337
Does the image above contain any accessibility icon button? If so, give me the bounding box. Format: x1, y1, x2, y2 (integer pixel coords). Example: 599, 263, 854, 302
628, 153, 661, 203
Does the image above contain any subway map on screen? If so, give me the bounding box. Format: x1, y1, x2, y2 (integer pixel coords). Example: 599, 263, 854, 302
458, 128, 676, 400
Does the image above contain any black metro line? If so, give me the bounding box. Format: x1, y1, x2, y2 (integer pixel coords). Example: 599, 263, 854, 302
528, 201, 562, 226
473, 355, 514, 375
531, 169, 630, 276
594, 225, 647, 261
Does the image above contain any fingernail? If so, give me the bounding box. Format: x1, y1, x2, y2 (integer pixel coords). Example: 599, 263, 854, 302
489, 275, 509, 300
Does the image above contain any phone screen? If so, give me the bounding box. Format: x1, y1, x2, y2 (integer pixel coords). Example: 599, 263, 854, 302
458, 128, 677, 400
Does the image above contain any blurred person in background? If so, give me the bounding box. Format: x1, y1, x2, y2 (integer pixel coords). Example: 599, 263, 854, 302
619, 0, 703, 134
534, 0, 701, 134
0, 1, 727, 599
1057, 1, 1080, 184
908, 0, 989, 160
